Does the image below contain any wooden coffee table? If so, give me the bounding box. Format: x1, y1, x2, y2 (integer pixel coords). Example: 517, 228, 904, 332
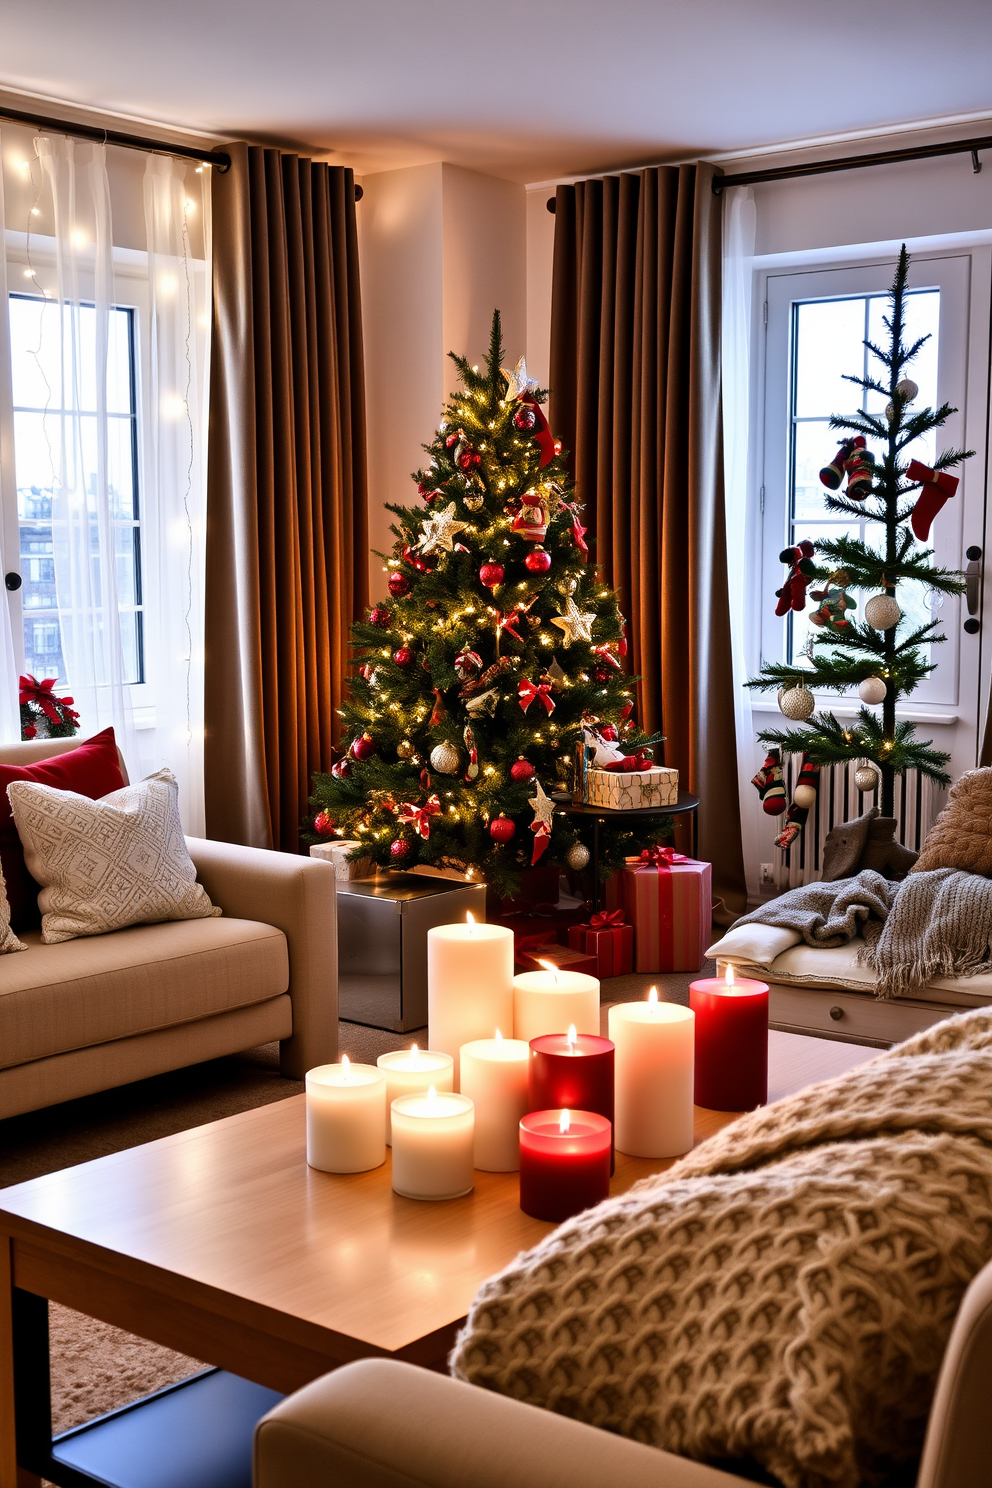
0, 1031, 875, 1488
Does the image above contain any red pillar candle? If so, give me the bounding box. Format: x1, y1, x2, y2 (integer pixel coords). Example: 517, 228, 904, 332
689, 964, 769, 1111
528, 1029, 615, 1172
519, 1109, 611, 1222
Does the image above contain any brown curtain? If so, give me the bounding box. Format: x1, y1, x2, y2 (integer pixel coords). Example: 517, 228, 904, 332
205, 142, 368, 852
550, 162, 746, 916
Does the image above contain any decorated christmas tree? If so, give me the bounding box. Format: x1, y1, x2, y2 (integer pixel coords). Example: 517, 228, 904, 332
308, 313, 667, 895
748, 247, 971, 844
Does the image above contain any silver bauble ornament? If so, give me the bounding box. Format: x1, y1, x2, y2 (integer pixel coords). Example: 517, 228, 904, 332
858, 676, 887, 705
865, 593, 902, 631
566, 841, 591, 871
854, 764, 881, 793
429, 742, 460, 774
896, 378, 918, 402
780, 683, 815, 721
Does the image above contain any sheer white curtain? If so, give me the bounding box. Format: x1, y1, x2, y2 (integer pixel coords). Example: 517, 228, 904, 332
0, 130, 25, 743
36, 134, 139, 767
141, 155, 211, 834
721, 185, 760, 902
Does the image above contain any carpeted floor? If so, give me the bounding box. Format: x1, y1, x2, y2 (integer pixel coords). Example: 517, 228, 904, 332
0, 964, 712, 1443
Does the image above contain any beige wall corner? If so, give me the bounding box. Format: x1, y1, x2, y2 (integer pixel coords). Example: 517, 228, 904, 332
526, 185, 556, 392
440, 163, 526, 375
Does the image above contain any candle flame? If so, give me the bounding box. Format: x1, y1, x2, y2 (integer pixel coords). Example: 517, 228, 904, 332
647, 986, 658, 1004
560, 1109, 571, 1133
408, 1043, 419, 1064
341, 1054, 351, 1079
567, 1024, 577, 1052
537, 958, 560, 985
428, 1084, 437, 1103
495, 1028, 503, 1041
726, 963, 736, 987
466, 911, 475, 933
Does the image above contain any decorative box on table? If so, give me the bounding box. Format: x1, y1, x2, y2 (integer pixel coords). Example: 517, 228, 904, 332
568, 910, 634, 978
585, 766, 679, 811
625, 848, 712, 974
337, 874, 487, 1032
309, 840, 375, 881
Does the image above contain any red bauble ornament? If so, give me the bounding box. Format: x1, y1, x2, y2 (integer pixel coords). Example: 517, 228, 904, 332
388, 571, 411, 598
489, 815, 516, 844
402, 544, 432, 573
510, 756, 536, 782
393, 646, 414, 667
593, 664, 612, 684
479, 561, 505, 590
331, 758, 351, 780
599, 725, 618, 742
524, 547, 552, 574
514, 405, 537, 431
314, 809, 336, 838
390, 838, 412, 860
369, 606, 391, 628
350, 732, 376, 761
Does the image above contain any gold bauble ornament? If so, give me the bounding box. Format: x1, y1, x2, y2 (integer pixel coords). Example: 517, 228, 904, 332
566, 841, 590, 871
865, 593, 902, 631
858, 676, 887, 704
396, 739, 414, 759
854, 763, 881, 793
780, 683, 815, 721
429, 742, 460, 774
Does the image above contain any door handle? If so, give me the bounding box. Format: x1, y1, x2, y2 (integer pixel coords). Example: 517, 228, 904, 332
964, 546, 982, 633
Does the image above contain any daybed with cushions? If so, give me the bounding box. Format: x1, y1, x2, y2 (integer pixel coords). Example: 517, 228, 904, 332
0, 735, 338, 1120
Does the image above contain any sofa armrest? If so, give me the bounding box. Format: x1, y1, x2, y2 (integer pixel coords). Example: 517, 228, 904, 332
186, 838, 336, 1077
254, 1359, 753, 1488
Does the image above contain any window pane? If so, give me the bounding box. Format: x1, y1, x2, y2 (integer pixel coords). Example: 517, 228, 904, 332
794, 297, 865, 418
866, 289, 939, 415
9, 295, 62, 409
794, 420, 839, 520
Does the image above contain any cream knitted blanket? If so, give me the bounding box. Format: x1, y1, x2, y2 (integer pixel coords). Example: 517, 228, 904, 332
451, 1009, 992, 1488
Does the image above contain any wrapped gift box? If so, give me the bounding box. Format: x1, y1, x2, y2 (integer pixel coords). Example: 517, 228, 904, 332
568, 913, 634, 978
585, 766, 679, 810
624, 851, 711, 973
495, 911, 594, 971
309, 840, 375, 880
517, 940, 598, 977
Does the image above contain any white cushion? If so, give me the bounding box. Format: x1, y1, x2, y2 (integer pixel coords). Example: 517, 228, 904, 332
721, 934, 992, 1005
7, 767, 221, 944
706, 922, 801, 966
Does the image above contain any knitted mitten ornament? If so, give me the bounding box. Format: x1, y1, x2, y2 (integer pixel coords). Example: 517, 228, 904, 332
907, 459, 959, 541
819, 437, 856, 490
774, 542, 816, 617
774, 757, 820, 850
751, 748, 787, 816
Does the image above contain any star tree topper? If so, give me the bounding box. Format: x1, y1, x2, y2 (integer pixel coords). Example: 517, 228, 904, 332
503, 356, 541, 401
417, 502, 470, 556
550, 595, 596, 647
528, 778, 556, 865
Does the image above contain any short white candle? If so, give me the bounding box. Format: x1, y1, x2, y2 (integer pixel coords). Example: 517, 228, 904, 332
459, 1030, 530, 1171
391, 1086, 475, 1200
608, 989, 695, 1158
377, 1045, 454, 1142
513, 961, 600, 1045
428, 915, 514, 1086
306, 1058, 386, 1173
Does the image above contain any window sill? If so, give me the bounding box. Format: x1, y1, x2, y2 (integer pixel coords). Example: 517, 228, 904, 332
750, 699, 959, 725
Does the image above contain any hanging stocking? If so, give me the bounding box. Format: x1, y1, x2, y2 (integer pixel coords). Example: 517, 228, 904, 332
751, 748, 787, 816
819, 437, 856, 490
774, 757, 819, 850
774, 542, 816, 617
906, 460, 959, 541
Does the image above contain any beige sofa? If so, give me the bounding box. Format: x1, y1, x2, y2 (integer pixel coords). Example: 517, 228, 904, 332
0, 739, 338, 1120
254, 1255, 992, 1488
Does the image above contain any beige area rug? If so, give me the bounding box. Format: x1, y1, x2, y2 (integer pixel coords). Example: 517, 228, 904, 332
3, 966, 715, 1443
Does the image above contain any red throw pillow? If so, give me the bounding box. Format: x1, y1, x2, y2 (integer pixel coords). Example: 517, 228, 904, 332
0, 728, 125, 931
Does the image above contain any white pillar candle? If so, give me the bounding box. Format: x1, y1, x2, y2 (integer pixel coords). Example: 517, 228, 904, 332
391, 1087, 475, 1200
459, 1031, 530, 1171
428, 915, 514, 1086
512, 962, 600, 1045
306, 1058, 387, 1173
377, 1045, 454, 1142
608, 989, 695, 1158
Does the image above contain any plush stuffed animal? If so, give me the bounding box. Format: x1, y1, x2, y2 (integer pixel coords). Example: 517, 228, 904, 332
821, 807, 918, 882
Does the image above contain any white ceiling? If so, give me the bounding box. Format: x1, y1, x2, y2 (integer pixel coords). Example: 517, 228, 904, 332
1, 0, 991, 183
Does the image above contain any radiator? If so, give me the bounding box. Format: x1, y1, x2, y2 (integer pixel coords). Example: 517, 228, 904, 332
774, 759, 937, 890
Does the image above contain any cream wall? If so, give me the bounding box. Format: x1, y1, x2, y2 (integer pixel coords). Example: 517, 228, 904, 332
358, 161, 526, 592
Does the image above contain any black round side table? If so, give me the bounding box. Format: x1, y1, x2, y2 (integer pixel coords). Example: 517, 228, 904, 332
552, 791, 700, 912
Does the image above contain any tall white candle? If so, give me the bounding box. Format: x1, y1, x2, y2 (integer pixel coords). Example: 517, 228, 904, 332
306, 1058, 387, 1173
513, 961, 600, 1044
608, 989, 695, 1158
428, 915, 514, 1086
459, 1031, 530, 1171
377, 1046, 454, 1142
391, 1086, 475, 1200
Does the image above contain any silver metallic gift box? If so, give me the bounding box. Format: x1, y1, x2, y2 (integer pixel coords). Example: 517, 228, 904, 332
335, 873, 487, 1032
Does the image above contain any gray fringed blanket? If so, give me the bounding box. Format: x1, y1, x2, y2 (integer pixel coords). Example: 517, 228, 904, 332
735, 867, 992, 997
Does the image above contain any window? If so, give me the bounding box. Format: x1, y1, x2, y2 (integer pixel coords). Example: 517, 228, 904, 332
7, 293, 144, 685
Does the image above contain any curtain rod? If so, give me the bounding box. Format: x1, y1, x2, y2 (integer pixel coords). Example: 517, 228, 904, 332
711, 133, 991, 192
0, 103, 232, 172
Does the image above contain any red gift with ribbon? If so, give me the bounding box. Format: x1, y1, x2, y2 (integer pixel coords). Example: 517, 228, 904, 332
568, 906, 634, 978
624, 848, 712, 973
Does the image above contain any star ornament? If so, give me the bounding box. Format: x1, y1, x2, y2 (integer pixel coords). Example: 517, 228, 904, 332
550, 596, 596, 647
528, 778, 555, 835
503, 356, 541, 401
417, 502, 470, 556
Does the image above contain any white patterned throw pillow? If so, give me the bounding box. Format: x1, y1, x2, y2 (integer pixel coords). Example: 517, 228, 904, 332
7, 768, 221, 944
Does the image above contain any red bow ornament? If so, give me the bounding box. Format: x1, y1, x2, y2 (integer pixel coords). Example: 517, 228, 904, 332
518, 678, 555, 715
906, 459, 959, 541
398, 795, 442, 839
19, 674, 62, 725
604, 750, 653, 773
637, 845, 690, 869
586, 908, 627, 930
